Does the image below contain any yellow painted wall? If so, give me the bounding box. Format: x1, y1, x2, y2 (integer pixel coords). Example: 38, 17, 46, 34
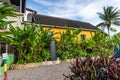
43, 26, 95, 41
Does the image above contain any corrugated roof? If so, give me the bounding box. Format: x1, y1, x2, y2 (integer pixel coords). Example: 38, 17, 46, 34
27, 13, 98, 30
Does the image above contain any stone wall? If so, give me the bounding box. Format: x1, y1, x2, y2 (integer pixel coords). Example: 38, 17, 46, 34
6, 14, 24, 29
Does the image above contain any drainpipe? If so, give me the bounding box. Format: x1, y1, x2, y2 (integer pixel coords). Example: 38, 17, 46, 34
50, 39, 57, 60
20, 0, 22, 13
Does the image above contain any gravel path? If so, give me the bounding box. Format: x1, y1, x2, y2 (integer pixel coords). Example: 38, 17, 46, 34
0, 62, 71, 80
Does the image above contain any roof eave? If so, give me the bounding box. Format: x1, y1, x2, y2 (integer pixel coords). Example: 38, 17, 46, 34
25, 21, 97, 31
35, 23, 97, 31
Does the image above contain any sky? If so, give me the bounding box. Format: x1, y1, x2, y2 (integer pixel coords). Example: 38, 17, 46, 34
26, 0, 120, 35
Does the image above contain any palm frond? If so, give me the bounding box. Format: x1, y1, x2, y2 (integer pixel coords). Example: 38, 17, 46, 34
112, 21, 120, 26
96, 22, 105, 27
97, 6, 120, 34
97, 12, 106, 21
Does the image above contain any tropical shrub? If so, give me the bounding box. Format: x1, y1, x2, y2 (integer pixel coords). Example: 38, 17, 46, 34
57, 28, 118, 60
64, 56, 120, 80
40, 50, 51, 61
80, 31, 120, 56
0, 23, 54, 64
57, 27, 82, 60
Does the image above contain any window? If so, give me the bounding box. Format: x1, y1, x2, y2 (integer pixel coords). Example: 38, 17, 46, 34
80, 34, 86, 40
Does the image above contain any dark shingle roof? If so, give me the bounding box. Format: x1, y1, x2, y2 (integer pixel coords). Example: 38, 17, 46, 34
27, 13, 97, 30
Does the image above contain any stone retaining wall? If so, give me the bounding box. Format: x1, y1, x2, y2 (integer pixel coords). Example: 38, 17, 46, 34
10, 56, 112, 70
10, 59, 75, 70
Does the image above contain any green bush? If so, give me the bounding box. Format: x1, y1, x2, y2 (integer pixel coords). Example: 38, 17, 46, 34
0, 23, 54, 64
57, 27, 82, 60
84, 31, 119, 56
41, 50, 51, 61
64, 56, 120, 80
57, 29, 120, 60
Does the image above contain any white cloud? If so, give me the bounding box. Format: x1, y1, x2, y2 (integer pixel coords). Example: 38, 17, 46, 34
32, 0, 101, 22
30, 0, 120, 35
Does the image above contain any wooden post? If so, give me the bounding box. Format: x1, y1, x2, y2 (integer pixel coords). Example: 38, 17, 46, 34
3, 59, 8, 80
2, 43, 8, 80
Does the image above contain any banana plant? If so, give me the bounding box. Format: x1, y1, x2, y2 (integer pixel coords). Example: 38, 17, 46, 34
57, 27, 81, 60
0, 23, 55, 63
60, 27, 81, 42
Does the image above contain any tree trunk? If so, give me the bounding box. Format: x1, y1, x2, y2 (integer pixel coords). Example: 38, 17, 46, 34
107, 26, 110, 36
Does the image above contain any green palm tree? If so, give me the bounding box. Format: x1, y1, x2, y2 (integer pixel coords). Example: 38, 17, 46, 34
97, 6, 120, 35
0, 2, 16, 28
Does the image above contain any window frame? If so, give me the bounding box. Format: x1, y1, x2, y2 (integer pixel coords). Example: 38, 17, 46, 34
80, 34, 86, 40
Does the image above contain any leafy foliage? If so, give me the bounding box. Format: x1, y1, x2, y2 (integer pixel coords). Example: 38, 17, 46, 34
57, 28, 119, 60
64, 56, 120, 80
0, 2, 17, 28
97, 6, 120, 34
0, 23, 54, 64
80, 31, 120, 56
57, 27, 82, 60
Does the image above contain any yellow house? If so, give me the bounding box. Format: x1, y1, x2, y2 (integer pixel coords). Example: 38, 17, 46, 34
27, 13, 97, 41
1, 0, 97, 41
